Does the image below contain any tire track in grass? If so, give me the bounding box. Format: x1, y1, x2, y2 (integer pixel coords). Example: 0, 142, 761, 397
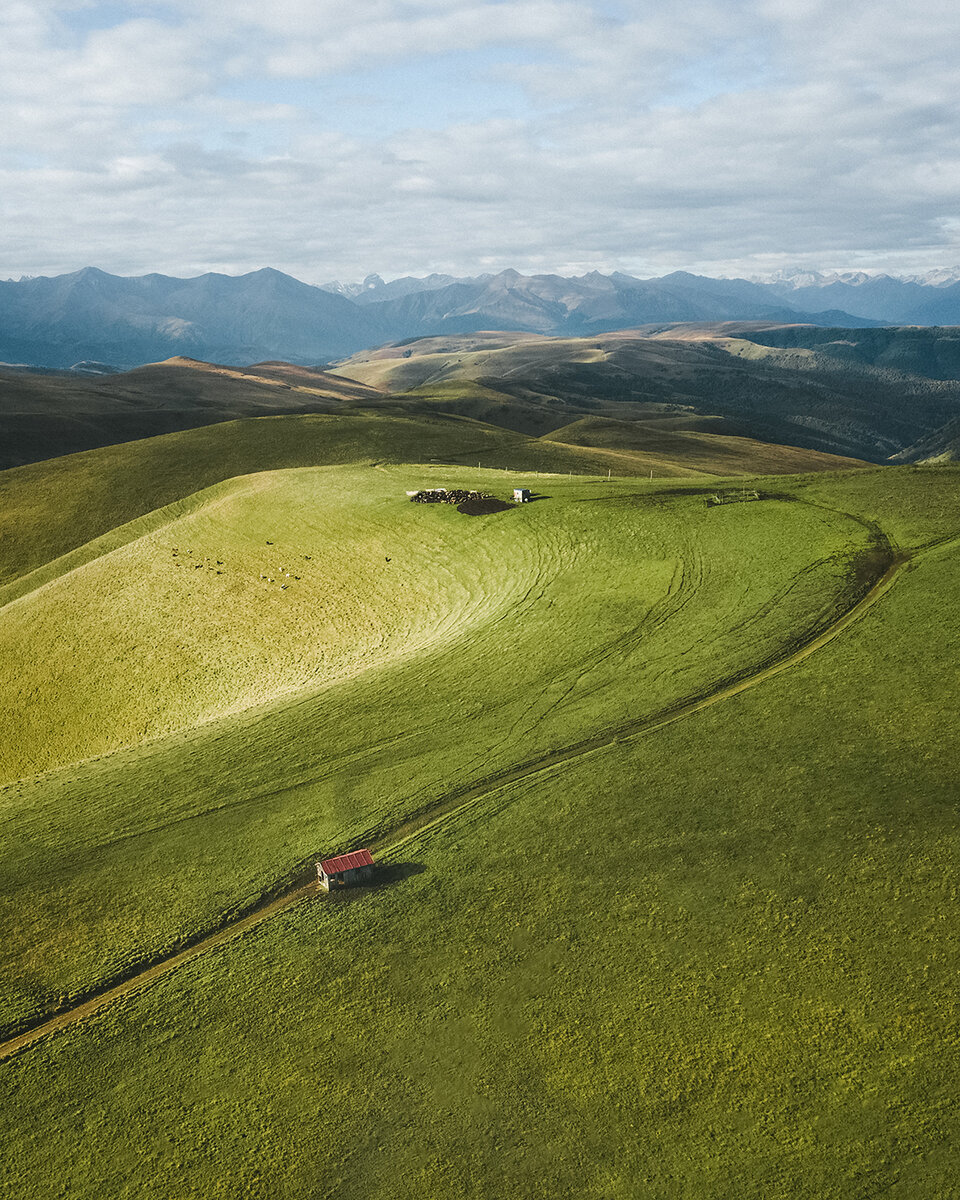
0, 527, 930, 1064
370, 548, 909, 860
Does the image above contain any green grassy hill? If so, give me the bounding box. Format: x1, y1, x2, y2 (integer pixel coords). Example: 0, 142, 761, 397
1, 467, 543, 782
1, 410, 958, 1198
540, 415, 866, 475
0, 461, 880, 1011
0, 411, 515, 589
0, 408, 867, 595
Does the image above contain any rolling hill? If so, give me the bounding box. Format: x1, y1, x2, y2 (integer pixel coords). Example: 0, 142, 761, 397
0, 406, 958, 1196
0, 357, 383, 469
11, 317, 960, 473
333, 326, 960, 463
0, 408, 873, 607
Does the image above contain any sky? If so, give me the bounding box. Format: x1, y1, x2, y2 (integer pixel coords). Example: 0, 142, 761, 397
2, 0, 960, 283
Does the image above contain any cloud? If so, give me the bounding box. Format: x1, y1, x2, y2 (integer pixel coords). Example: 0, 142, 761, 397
1, 0, 960, 279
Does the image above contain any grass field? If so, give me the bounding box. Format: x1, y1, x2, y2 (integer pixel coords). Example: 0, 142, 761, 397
0, 415, 958, 1198
0, 406, 868, 597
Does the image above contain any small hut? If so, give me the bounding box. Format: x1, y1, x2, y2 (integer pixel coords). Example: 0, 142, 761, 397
513, 488, 531, 503
316, 848, 375, 891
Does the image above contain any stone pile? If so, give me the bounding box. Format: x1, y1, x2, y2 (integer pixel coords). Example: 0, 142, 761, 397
409, 488, 490, 505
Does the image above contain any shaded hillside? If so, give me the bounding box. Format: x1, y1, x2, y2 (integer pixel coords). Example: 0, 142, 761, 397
539, 416, 866, 476
0, 357, 383, 469
2, 330, 893, 472
9, 321, 956, 472
733, 324, 960, 379
891, 415, 960, 463
335, 327, 960, 463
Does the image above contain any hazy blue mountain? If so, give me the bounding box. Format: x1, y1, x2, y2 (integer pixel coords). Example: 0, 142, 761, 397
2, 264, 956, 371
0, 267, 387, 368
322, 273, 464, 303
762, 269, 960, 324
360, 268, 877, 339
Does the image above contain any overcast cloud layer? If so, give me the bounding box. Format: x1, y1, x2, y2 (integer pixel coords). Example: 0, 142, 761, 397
2, 0, 959, 282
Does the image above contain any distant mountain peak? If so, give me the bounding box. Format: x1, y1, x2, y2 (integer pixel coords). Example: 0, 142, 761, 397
8, 263, 960, 372
902, 267, 960, 287
68, 266, 114, 284
755, 267, 960, 289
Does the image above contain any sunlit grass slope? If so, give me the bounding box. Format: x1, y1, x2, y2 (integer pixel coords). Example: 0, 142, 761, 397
0, 411, 517, 589
1, 467, 958, 1199
0, 467, 535, 781
0, 463, 879, 1030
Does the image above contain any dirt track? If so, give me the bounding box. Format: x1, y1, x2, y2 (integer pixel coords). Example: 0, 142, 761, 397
0, 521, 919, 1064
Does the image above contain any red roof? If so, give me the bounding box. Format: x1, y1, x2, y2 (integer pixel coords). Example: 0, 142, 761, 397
320, 848, 374, 875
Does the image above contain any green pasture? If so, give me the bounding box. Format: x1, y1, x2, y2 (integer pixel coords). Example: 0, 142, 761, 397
0, 404, 868, 593
0, 462, 878, 1029
0, 465, 958, 1198
0, 419, 958, 1198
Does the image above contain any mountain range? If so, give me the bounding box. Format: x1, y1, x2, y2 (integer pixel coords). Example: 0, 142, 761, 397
0, 267, 384, 370
10, 265, 960, 370
0, 267, 916, 369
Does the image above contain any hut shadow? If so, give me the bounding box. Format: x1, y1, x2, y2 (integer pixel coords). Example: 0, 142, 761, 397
525, 493, 550, 502
320, 861, 427, 903
374, 861, 428, 886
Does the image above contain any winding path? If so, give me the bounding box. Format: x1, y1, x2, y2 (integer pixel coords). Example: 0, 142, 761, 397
0, 533, 912, 1064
